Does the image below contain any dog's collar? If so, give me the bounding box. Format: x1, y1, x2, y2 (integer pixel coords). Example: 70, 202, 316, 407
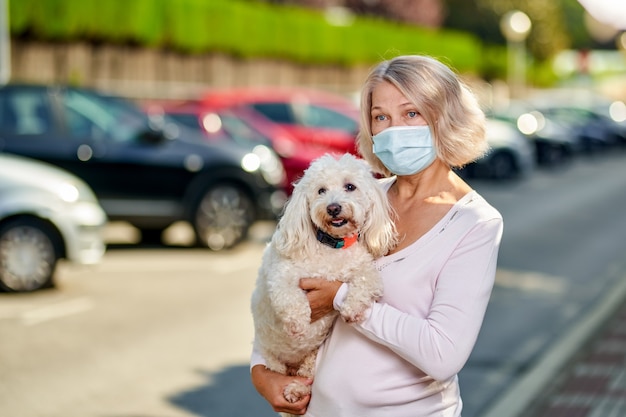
316, 229, 359, 249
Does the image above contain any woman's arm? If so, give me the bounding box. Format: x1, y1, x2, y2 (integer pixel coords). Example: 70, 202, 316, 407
251, 365, 312, 415
249, 279, 335, 414
354, 218, 503, 381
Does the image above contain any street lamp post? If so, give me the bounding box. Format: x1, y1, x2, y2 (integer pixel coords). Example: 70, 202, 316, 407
0, 0, 10, 85
500, 10, 532, 99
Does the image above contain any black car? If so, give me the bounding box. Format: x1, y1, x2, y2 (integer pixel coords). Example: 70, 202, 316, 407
489, 104, 581, 166
0, 84, 287, 250
534, 104, 626, 152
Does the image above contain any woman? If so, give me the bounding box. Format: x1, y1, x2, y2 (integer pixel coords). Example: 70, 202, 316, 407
251, 55, 503, 416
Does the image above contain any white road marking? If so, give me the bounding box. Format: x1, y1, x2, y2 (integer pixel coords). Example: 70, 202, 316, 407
20, 297, 94, 326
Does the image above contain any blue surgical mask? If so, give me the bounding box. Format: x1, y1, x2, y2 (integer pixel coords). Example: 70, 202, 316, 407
372, 125, 437, 175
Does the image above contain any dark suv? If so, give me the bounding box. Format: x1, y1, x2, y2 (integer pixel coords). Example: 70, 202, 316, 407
0, 84, 287, 250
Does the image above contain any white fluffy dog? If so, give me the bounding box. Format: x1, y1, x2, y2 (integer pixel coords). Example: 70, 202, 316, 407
251, 153, 397, 409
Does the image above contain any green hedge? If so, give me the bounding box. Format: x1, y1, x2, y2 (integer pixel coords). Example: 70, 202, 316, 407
10, 0, 493, 75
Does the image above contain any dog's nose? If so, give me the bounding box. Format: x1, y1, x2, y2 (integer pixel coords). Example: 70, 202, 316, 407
327, 203, 342, 217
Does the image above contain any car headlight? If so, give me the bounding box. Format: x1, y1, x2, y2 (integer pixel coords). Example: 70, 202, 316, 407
609, 101, 626, 122
241, 152, 262, 172
240, 145, 286, 186
517, 111, 545, 135
53, 183, 80, 203
53, 178, 100, 205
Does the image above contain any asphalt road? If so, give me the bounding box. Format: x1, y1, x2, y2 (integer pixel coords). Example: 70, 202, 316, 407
1, 150, 625, 417
460, 150, 626, 417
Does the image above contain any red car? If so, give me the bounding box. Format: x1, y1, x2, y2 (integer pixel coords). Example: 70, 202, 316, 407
150, 88, 361, 193
145, 100, 330, 194
200, 87, 361, 156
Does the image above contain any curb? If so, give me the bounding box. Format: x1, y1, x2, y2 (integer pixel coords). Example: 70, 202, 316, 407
479, 274, 626, 417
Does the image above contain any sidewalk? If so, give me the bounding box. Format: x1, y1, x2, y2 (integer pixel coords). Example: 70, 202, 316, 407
521, 297, 626, 417
481, 276, 626, 417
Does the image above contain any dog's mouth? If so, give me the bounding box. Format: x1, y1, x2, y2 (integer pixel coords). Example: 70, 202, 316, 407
330, 218, 349, 228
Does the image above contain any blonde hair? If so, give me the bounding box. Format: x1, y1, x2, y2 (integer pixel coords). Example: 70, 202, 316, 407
357, 55, 488, 176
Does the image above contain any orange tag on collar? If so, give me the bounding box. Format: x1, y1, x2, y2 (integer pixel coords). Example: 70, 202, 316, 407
342, 234, 358, 249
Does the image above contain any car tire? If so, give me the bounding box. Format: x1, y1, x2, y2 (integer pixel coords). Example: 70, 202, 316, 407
0, 218, 61, 292
538, 143, 568, 166
193, 184, 255, 251
488, 152, 517, 180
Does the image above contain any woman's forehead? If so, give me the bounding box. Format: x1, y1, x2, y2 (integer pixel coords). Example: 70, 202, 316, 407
371, 82, 411, 107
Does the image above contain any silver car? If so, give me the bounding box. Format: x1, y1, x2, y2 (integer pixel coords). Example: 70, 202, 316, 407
461, 118, 536, 180
0, 153, 107, 292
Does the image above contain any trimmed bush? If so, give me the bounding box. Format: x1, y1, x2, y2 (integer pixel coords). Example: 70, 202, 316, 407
9, 0, 499, 76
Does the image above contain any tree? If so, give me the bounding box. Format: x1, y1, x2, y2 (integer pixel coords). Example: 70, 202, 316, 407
442, 0, 598, 62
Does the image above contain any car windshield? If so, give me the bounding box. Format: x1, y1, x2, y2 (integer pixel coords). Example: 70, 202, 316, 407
295, 103, 358, 133
218, 112, 270, 146
63, 90, 148, 142
251, 101, 357, 133
166, 112, 199, 130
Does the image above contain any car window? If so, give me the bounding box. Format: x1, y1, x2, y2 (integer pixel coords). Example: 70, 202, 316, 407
166, 113, 201, 130
295, 103, 358, 133
250, 103, 294, 124
219, 113, 269, 146
62, 90, 147, 142
0, 89, 53, 135
164, 111, 230, 141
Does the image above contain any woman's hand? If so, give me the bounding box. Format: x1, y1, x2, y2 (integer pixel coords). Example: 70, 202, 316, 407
300, 278, 342, 322
251, 365, 312, 415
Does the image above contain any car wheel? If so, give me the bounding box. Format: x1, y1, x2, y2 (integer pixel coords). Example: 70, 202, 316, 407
193, 184, 255, 251
0, 218, 60, 292
544, 147, 560, 165
489, 152, 517, 180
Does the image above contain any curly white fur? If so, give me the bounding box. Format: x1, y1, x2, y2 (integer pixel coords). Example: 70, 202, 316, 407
251, 153, 397, 414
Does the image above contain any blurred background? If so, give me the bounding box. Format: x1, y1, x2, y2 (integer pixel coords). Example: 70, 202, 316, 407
3, 0, 626, 101
1, 1, 626, 417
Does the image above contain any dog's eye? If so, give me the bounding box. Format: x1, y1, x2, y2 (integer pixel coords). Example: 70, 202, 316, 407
345, 183, 356, 192
318, 187, 327, 195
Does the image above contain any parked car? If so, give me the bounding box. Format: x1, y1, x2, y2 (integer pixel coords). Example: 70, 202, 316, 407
532, 103, 626, 151
596, 99, 626, 146
147, 99, 336, 193
489, 103, 580, 166
528, 90, 626, 148
200, 87, 361, 155
0, 153, 107, 292
458, 117, 535, 180
0, 84, 287, 250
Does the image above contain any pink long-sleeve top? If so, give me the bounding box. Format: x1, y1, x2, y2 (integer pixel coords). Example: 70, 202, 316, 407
252, 187, 503, 417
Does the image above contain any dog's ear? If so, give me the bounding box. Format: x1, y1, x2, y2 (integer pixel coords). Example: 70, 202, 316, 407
273, 180, 313, 258
361, 178, 398, 258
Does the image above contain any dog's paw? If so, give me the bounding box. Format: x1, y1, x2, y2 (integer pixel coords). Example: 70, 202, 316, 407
340, 303, 370, 324
283, 380, 312, 403
341, 311, 365, 324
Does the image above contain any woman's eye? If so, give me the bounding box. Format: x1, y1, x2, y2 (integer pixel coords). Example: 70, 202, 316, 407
318, 187, 327, 195
345, 183, 356, 192
407, 111, 419, 118
373, 114, 386, 122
